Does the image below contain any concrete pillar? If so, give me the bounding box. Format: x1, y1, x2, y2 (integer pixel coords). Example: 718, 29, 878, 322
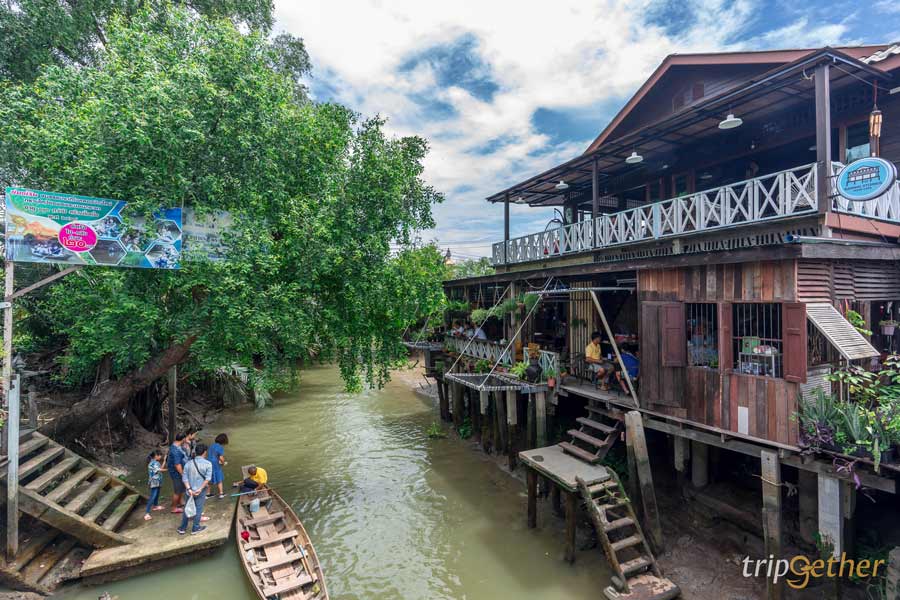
691, 440, 708, 488
535, 392, 547, 448
886, 547, 900, 599
674, 436, 689, 491
818, 474, 843, 558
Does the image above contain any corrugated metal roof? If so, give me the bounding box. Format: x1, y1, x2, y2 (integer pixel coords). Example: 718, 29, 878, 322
806, 303, 880, 361
862, 43, 900, 64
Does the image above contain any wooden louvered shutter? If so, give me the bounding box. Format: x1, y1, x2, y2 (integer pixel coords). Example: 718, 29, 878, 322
660, 303, 686, 367
783, 302, 807, 383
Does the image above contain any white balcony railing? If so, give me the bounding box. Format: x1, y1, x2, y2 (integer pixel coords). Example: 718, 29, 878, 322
444, 336, 560, 381
493, 163, 819, 266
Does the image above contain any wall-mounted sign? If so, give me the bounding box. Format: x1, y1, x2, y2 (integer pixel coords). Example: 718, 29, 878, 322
4, 187, 182, 269
835, 157, 897, 202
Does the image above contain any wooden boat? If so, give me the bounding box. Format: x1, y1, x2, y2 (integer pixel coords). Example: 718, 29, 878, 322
235, 467, 328, 600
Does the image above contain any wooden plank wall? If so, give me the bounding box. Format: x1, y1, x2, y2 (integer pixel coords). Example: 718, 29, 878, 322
639, 260, 796, 302
638, 259, 799, 445
797, 260, 900, 301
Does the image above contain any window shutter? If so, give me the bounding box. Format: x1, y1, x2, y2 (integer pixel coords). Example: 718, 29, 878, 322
783, 302, 807, 383
660, 303, 686, 367
719, 302, 733, 371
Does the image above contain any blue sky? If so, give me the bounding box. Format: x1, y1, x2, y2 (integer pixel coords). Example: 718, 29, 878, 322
274, 0, 900, 260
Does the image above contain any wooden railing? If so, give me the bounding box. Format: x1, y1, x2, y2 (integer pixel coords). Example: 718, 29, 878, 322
443, 336, 512, 366
492, 163, 818, 265
443, 336, 560, 381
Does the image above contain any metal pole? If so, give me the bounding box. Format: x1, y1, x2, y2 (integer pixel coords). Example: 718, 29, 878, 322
1, 261, 12, 451
6, 374, 20, 560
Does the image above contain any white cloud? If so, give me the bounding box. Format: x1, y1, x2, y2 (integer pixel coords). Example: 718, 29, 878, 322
274, 0, 855, 258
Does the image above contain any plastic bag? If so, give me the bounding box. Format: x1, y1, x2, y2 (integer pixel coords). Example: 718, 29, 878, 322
184, 494, 197, 518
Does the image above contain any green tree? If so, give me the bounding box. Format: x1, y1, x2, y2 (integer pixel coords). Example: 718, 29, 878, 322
450, 256, 494, 279
0, 0, 284, 83
0, 8, 443, 439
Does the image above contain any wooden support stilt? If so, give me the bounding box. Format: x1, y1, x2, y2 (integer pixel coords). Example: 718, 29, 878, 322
625, 415, 640, 517
797, 470, 818, 546
535, 392, 547, 448
625, 411, 663, 553
452, 382, 464, 429
471, 390, 481, 444
551, 485, 562, 517
526, 394, 535, 451
842, 479, 856, 558
564, 491, 577, 564
480, 391, 490, 452
527, 469, 538, 529
761, 450, 783, 600
506, 390, 518, 471
27, 387, 38, 430
691, 440, 708, 488
673, 436, 689, 491
438, 380, 450, 422
496, 391, 507, 453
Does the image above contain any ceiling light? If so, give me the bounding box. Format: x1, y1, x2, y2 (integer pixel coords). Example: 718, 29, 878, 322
718, 113, 743, 129
625, 151, 643, 164
555, 180, 569, 191
699, 172, 713, 180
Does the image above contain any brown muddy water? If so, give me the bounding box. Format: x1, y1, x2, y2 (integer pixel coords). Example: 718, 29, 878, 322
57, 365, 610, 599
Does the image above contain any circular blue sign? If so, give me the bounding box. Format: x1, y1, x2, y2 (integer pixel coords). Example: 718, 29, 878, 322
836, 157, 897, 202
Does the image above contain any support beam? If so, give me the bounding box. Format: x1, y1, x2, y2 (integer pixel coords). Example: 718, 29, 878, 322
6, 375, 20, 561
503, 193, 510, 264
506, 390, 518, 471
814, 62, 832, 218
527, 469, 537, 529
818, 474, 844, 558
691, 440, 708, 488
761, 450, 783, 600
625, 411, 663, 552
591, 158, 600, 223
564, 491, 577, 564
535, 392, 547, 448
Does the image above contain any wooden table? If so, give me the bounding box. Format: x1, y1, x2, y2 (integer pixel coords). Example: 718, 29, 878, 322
518, 445, 610, 563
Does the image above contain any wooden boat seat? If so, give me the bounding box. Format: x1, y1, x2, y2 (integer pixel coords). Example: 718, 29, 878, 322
241, 511, 285, 527
251, 551, 310, 573
242, 529, 298, 550
261, 573, 314, 597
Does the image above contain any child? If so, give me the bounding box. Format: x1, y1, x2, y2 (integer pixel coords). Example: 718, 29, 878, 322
144, 449, 165, 520
208, 433, 228, 499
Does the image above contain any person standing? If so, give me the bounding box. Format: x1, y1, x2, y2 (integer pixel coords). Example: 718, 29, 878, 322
144, 449, 165, 520
178, 442, 213, 535
168, 432, 188, 514
208, 433, 228, 499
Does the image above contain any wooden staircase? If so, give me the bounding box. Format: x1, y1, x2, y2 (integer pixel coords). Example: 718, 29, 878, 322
559, 408, 622, 464
0, 432, 145, 592
577, 472, 679, 600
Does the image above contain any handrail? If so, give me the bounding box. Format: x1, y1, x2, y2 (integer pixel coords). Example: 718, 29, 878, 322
492, 162, 819, 265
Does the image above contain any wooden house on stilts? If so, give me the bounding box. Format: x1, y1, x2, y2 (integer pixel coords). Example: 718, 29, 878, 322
433, 43, 900, 599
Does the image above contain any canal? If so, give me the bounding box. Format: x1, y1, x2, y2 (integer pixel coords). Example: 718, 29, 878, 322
58, 365, 610, 599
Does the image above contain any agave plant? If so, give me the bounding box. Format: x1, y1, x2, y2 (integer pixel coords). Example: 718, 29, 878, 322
839, 403, 872, 455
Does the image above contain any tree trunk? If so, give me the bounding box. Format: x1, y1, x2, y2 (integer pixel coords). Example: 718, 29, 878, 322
39, 336, 197, 442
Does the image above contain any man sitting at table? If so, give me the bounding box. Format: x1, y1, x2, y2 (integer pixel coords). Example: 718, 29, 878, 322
585, 331, 614, 389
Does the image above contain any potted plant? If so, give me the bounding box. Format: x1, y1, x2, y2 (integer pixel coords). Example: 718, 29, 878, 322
797, 388, 840, 452
839, 403, 872, 458
545, 368, 558, 389
474, 359, 491, 374
880, 319, 898, 336
510, 361, 528, 379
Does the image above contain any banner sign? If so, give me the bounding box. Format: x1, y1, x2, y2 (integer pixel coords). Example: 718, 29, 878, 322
182, 208, 233, 262
4, 187, 182, 269
835, 157, 898, 202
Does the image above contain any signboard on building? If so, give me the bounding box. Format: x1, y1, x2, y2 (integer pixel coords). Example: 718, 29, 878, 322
835, 157, 897, 202
4, 187, 182, 269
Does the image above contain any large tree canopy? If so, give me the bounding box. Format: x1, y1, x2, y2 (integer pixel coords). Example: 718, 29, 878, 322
0, 7, 445, 437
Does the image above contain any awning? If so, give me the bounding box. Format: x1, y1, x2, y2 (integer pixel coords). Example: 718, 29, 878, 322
444, 372, 547, 394
806, 303, 880, 361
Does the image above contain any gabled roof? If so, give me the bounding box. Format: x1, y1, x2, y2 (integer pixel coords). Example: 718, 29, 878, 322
584, 45, 892, 154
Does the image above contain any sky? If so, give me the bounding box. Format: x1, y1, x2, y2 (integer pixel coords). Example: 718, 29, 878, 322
274, 0, 900, 261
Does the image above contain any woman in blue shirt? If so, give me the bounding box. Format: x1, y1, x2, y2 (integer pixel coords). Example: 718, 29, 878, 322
208, 433, 228, 499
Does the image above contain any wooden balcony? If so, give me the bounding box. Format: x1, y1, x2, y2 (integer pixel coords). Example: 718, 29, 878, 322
443, 336, 560, 379
492, 162, 900, 266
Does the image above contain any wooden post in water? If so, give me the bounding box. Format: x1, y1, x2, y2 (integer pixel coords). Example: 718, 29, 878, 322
479, 390, 490, 452
525, 393, 535, 451
437, 378, 450, 422
506, 390, 518, 471
564, 491, 577, 564
535, 391, 547, 448
6, 375, 20, 561
496, 391, 507, 454
452, 382, 464, 429
526, 469, 538, 529
625, 411, 663, 552
760, 450, 783, 600
551, 485, 562, 517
